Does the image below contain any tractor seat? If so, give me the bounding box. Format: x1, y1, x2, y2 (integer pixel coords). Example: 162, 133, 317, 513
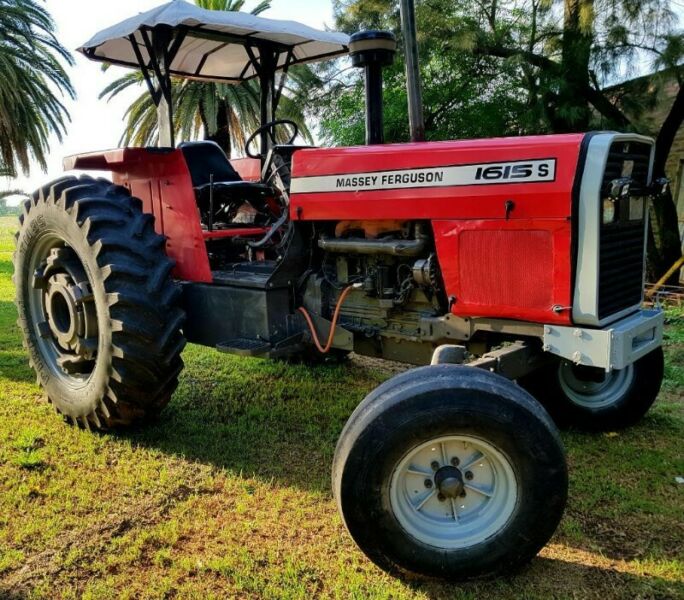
179, 141, 274, 215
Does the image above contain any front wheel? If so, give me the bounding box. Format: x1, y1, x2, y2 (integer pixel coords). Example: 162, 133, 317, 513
518, 347, 664, 431
332, 365, 567, 580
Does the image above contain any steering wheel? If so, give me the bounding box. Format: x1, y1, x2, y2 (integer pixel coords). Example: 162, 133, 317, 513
245, 119, 299, 159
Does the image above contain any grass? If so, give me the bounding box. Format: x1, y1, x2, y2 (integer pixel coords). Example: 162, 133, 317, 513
0, 215, 682, 599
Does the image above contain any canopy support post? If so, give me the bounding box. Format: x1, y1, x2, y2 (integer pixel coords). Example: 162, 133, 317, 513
247, 43, 288, 164
130, 25, 187, 148
254, 45, 277, 160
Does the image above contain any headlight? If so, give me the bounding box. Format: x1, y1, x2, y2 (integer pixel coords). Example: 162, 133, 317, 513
602, 198, 617, 224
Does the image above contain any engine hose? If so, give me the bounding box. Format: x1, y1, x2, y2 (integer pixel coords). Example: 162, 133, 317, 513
298, 285, 355, 354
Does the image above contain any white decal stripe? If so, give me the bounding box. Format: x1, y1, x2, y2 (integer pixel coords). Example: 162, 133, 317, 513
291, 159, 556, 194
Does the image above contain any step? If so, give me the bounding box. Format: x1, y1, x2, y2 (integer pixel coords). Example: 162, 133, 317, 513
212, 261, 279, 289
216, 338, 272, 357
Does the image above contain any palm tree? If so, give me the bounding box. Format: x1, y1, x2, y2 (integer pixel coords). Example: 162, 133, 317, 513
101, 0, 313, 155
0, 189, 28, 201
0, 0, 74, 177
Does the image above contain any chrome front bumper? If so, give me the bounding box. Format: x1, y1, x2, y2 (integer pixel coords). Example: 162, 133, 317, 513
543, 309, 664, 371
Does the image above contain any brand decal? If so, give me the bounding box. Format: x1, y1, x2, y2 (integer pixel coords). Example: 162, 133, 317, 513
291, 159, 556, 194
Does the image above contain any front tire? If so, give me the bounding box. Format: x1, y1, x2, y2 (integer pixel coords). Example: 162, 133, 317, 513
332, 365, 567, 580
518, 347, 664, 430
14, 175, 186, 429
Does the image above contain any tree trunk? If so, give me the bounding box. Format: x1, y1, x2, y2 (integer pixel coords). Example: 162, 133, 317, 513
647, 83, 684, 283
206, 99, 232, 155
556, 0, 594, 132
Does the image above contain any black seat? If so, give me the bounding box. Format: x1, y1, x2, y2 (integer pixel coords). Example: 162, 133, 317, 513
180, 140, 243, 186
179, 141, 274, 224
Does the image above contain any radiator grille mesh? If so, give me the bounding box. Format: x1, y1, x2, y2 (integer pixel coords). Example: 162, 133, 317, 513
597, 141, 651, 320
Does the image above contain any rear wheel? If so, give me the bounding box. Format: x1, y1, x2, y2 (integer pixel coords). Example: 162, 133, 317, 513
518, 347, 664, 430
14, 175, 186, 429
333, 365, 567, 579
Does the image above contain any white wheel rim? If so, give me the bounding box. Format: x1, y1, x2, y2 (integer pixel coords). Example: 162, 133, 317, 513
558, 361, 634, 409
389, 435, 518, 549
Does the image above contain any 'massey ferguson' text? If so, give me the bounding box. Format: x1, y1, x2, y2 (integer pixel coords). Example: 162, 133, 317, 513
336, 171, 445, 189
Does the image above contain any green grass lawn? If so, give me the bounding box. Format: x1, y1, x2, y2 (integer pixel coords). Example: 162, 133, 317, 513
0, 214, 682, 599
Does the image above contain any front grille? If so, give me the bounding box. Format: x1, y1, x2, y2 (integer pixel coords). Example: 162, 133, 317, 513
597, 141, 651, 320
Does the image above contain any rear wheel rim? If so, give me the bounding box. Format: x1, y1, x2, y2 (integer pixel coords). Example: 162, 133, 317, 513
27, 234, 99, 387
389, 435, 518, 549
558, 361, 634, 409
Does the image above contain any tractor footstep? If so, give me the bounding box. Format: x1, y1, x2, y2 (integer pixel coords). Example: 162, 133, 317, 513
216, 338, 272, 357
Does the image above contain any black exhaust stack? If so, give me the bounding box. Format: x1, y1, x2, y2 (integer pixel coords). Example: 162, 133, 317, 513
349, 30, 397, 145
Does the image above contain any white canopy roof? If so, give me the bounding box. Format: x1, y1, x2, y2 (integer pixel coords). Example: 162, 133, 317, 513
78, 0, 349, 83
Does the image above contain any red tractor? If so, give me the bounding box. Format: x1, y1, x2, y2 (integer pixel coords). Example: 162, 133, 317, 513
14, 1, 665, 580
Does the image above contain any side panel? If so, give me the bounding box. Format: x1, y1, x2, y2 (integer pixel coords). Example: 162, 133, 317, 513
433, 219, 572, 324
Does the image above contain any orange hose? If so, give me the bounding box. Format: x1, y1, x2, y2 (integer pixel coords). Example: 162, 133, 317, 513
298, 285, 355, 354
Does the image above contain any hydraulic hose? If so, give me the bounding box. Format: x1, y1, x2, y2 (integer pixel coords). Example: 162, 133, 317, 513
298, 285, 355, 354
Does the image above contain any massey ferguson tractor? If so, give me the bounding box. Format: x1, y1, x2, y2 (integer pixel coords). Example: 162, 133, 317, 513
13, 0, 666, 581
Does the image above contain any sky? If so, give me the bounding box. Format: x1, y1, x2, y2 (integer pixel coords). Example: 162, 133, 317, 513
2, 0, 335, 197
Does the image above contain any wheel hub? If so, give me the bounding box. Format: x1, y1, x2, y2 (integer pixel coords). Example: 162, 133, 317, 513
31, 246, 98, 377
45, 273, 86, 350
389, 435, 518, 550
434, 465, 464, 499
559, 360, 634, 409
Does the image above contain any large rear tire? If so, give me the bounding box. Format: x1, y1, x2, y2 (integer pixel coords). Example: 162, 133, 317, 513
518, 347, 664, 431
13, 175, 186, 429
332, 365, 567, 580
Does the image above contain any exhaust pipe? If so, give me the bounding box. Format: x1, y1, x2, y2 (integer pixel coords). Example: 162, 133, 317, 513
318, 236, 426, 257
399, 0, 426, 142
349, 30, 397, 145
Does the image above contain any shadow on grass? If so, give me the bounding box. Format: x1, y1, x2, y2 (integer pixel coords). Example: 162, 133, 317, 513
401, 555, 684, 599
121, 347, 391, 493
0, 299, 35, 384
0, 586, 27, 600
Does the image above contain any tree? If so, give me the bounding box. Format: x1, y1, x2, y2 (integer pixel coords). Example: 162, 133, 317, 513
101, 0, 313, 155
310, 0, 528, 146
0, 0, 74, 177
0, 189, 26, 200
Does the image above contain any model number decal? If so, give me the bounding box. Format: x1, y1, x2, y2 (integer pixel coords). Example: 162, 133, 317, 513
475, 162, 551, 181
291, 159, 556, 194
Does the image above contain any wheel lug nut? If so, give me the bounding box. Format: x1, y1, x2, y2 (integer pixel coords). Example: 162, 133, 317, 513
437, 493, 445, 502
431, 461, 440, 471
451, 457, 460, 466
465, 471, 474, 480
424, 479, 433, 488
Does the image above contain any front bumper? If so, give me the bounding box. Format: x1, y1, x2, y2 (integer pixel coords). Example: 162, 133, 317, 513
543, 309, 664, 371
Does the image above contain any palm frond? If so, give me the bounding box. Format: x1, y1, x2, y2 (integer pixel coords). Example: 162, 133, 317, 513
0, 0, 74, 177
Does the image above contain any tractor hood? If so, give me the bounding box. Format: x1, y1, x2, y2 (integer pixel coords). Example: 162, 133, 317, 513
78, 0, 349, 83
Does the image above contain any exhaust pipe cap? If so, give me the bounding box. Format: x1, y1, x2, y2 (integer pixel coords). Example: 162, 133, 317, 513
349, 30, 397, 67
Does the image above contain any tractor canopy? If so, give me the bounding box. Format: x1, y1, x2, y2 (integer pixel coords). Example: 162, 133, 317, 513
78, 0, 350, 150
78, 0, 349, 82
